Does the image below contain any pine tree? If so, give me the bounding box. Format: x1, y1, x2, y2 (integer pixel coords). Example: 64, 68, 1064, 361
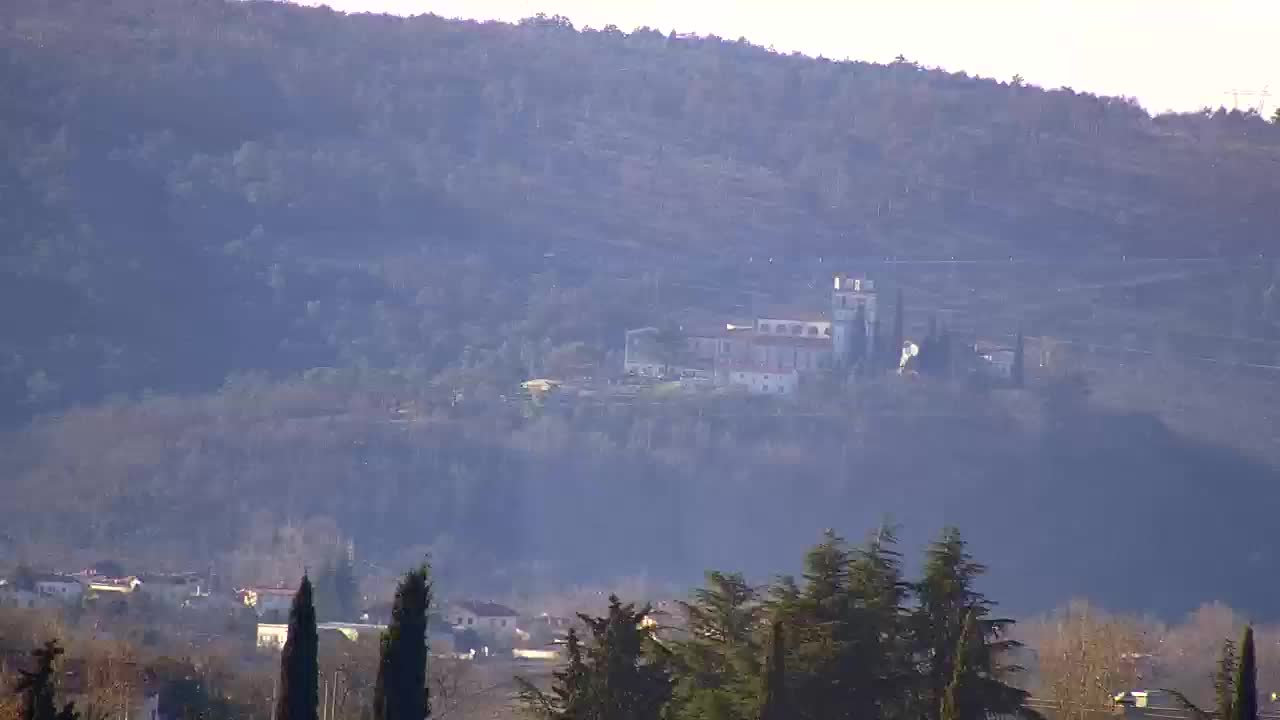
374, 564, 432, 720
941, 611, 974, 720
1012, 331, 1025, 388
583, 595, 671, 720
758, 621, 788, 720
517, 628, 590, 719
18, 640, 75, 720
670, 572, 762, 720
1214, 639, 1237, 720
276, 577, 319, 720
787, 530, 858, 720
848, 525, 911, 720
912, 528, 1029, 720
1232, 626, 1256, 720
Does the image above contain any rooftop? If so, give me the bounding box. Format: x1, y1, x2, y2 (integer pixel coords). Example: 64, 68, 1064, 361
452, 600, 520, 618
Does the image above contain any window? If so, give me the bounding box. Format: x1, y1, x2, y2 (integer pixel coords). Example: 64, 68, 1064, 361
501, 619, 508, 627
759, 323, 771, 333
807, 326, 818, 336
841, 296, 847, 307
762, 385, 769, 392
823, 327, 831, 336
791, 324, 802, 334
467, 618, 474, 625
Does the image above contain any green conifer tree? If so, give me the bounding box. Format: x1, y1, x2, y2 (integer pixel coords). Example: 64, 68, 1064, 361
583, 595, 671, 720
517, 628, 590, 719
891, 289, 905, 369
758, 621, 788, 720
275, 577, 319, 720
374, 564, 432, 720
18, 640, 75, 720
941, 611, 975, 720
669, 571, 762, 720
1232, 626, 1256, 720
912, 528, 1030, 720
848, 525, 911, 720
1215, 639, 1237, 720
787, 530, 859, 720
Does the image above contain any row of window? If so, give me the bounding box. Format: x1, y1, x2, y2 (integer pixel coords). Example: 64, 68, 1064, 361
758, 322, 829, 337
453, 616, 509, 627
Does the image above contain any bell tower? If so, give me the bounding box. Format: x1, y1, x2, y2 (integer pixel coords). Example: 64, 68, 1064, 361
832, 274, 878, 366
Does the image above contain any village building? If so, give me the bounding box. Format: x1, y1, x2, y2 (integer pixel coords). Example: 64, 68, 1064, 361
238, 586, 296, 620
445, 601, 522, 645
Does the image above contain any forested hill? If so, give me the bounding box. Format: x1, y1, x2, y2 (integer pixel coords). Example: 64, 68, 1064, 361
8, 0, 1280, 614
4, 0, 1280, 421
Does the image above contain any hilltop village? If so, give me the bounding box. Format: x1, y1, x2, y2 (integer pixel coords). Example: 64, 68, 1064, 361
616, 273, 1023, 397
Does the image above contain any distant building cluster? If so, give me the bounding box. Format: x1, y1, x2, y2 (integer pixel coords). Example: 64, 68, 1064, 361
623, 273, 1022, 393
0, 569, 208, 610
624, 274, 879, 395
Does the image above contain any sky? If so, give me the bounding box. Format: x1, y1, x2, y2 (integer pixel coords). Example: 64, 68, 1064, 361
290, 0, 1279, 115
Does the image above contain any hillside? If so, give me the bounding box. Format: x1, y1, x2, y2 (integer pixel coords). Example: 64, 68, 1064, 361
4, 0, 1280, 423
4, 0, 1280, 616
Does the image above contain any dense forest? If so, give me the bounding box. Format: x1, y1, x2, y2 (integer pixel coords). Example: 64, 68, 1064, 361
4, 0, 1280, 616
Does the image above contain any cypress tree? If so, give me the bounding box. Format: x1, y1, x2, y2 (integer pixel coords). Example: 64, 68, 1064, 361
18, 640, 74, 720
1012, 331, 1025, 388
1214, 639, 1237, 720
374, 564, 432, 720
759, 621, 788, 720
891, 289, 904, 370
1232, 626, 1256, 720
276, 576, 319, 720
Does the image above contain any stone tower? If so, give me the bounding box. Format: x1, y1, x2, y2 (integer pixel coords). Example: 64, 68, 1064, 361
832, 273, 878, 366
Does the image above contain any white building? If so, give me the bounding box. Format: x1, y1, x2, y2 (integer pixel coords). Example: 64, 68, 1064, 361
727, 368, 800, 396
976, 346, 1016, 380
445, 601, 522, 645
0, 586, 60, 610
33, 574, 84, 604
136, 574, 203, 606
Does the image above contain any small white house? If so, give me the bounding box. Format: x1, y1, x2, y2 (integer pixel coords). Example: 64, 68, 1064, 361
727, 368, 799, 396
0, 586, 60, 610
446, 601, 522, 644
33, 574, 85, 604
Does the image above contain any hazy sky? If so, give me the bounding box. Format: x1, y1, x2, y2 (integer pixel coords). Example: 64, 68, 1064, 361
292, 0, 1277, 115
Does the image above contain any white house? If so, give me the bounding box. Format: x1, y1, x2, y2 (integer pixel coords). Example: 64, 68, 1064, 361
727, 368, 799, 396
0, 585, 60, 610
977, 347, 1016, 380
445, 601, 522, 645
33, 574, 85, 604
